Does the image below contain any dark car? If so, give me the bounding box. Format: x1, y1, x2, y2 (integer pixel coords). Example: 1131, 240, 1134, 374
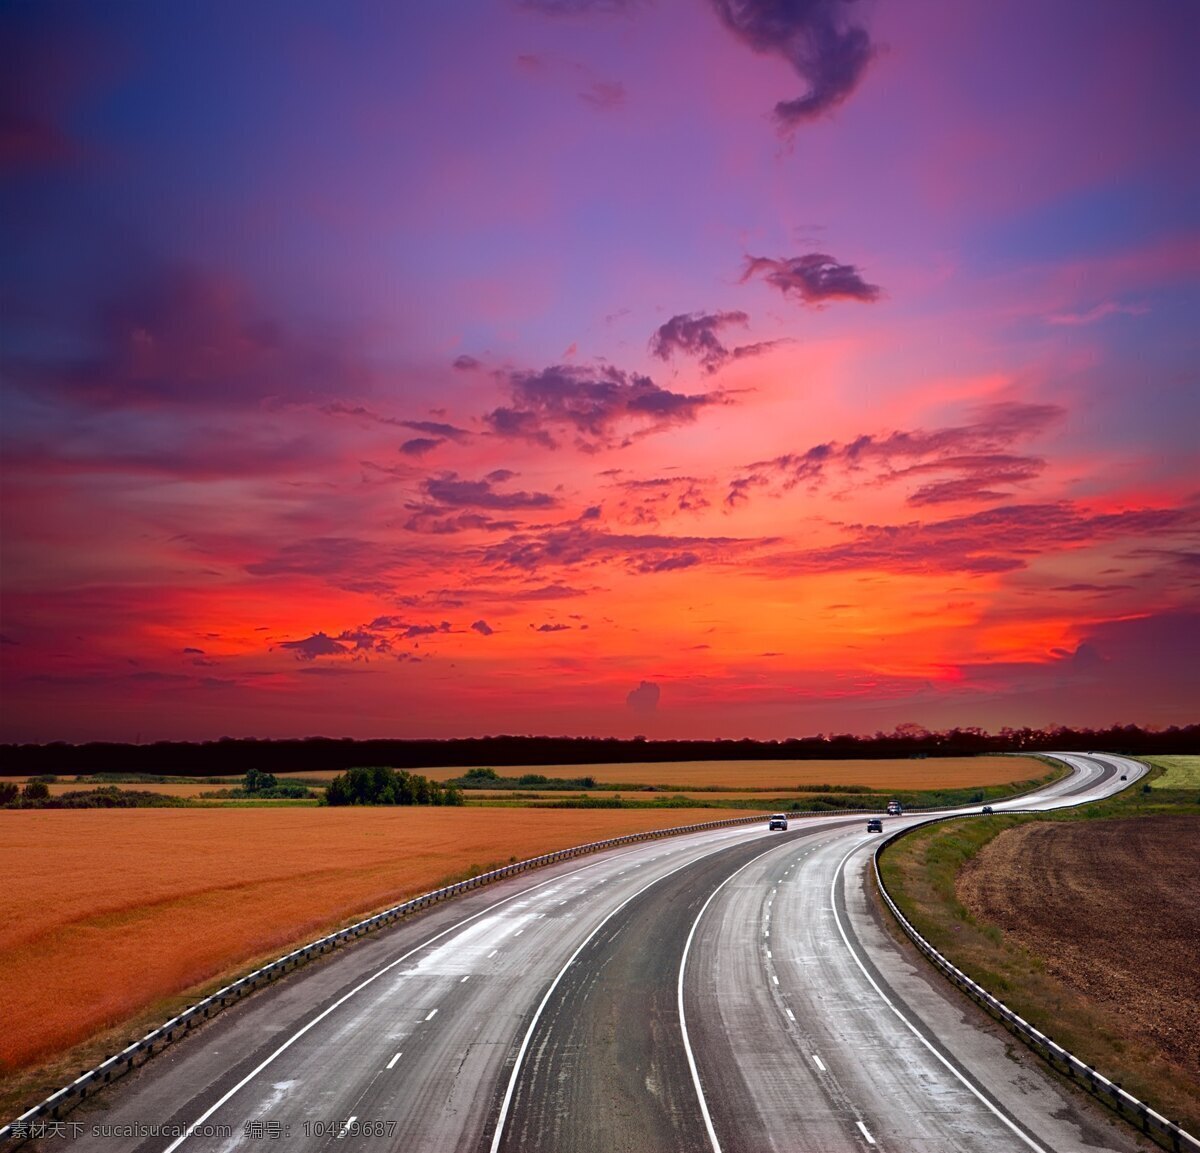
982, 805, 994, 815
866, 818, 883, 833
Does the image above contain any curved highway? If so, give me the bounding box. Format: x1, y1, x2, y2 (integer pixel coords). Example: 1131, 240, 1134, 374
52, 753, 1146, 1153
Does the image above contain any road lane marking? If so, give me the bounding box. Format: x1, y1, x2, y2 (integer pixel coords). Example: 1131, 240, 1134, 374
812, 1054, 825, 1071
386, 1052, 401, 1069
162, 852, 632, 1153
488, 949, 498, 958
513, 928, 524, 936
461, 975, 471, 982
785, 1009, 795, 1021
337, 1116, 357, 1140
424, 1008, 438, 1021
855, 1120, 875, 1145
493, 836, 771, 1153
678, 843, 784, 1153
831, 845, 1051, 1153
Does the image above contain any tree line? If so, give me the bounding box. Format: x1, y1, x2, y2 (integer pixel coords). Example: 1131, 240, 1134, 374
2, 723, 1195, 776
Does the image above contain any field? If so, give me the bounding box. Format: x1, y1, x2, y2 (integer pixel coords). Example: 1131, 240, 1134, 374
0, 805, 756, 1080
1143, 754, 1200, 788
426, 755, 1041, 790
880, 802, 1200, 1135
0, 754, 1052, 1119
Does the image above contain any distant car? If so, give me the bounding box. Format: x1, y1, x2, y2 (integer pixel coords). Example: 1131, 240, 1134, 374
769, 813, 788, 831
981, 805, 994, 815
886, 800, 902, 815
1120, 774, 1127, 780
866, 818, 883, 833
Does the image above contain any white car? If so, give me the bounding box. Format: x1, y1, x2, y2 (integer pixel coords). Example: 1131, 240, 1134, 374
768, 813, 788, 831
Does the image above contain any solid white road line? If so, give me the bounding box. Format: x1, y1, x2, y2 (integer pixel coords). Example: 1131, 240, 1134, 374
161, 853, 621, 1152
386, 1052, 401, 1069
678, 842, 786, 1153
830, 845, 1051, 1153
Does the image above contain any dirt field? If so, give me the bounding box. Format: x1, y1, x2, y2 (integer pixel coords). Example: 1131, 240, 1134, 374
427, 755, 1044, 790
0, 805, 756, 1074
957, 815, 1200, 1079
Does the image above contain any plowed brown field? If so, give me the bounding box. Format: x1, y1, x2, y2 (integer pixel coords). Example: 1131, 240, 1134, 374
958, 815, 1200, 1083
0, 806, 753, 1074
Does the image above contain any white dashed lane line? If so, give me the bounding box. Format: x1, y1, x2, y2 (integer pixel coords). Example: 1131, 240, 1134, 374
386, 1052, 401, 1070
811, 1053, 826, 1072
460, 975, 470, 983
337, 1116, 357, 1141
424, 1009, 438, 1022
488, 949, 498, 958
856, 1120, 876, 1145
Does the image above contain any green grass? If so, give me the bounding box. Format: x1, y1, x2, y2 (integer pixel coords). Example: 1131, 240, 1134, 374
877, 772, 1200, 1138
1142, 754, 1200, 788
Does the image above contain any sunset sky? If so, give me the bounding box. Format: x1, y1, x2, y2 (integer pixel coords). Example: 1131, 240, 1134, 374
2, 0, 1198, 743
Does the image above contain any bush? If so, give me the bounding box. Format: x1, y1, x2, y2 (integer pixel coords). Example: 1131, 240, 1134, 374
323, 766, 463, 807
0, 782, 18, 805
22, 780, 51, 801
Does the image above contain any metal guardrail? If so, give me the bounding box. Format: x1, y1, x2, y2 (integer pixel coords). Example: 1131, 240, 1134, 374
873, 812, 1199, 1153
0, 765, 1079, 1145
1, 806, 809, 1145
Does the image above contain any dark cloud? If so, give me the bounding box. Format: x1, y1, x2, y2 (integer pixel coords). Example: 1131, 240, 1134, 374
402, 419, 470, 440
452, 355, 481, 371
650, 310, 775, 374
182, 647, 205, 654
756, 502, 1197, 578
741, 253, 879, 306
278, 632, 350, 661
712, 0, 874, 128
423, 471, 558, 511
485, 364, 727, 450
729, 403, 1064, 508
403, 508, 522, 535
626, 680, 661, 712
483, 522, 776, 574
323, 407, 470, 441
400, 437, 444, 457
614, 475, 713, 525
532, 622, 571, 632
471, 619, 495, 636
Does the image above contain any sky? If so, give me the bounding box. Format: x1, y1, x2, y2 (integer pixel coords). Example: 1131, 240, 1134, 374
1, 0, 1198, 744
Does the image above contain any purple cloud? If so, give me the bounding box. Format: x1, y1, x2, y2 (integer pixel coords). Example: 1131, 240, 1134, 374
712, 0, 874, 128
486, 364, 727, 450
471, 619, 495, 635
648, 310, 778, 374
741, 253, 880, 306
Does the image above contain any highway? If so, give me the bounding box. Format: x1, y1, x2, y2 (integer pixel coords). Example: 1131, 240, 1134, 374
52, 753, 1147, 1153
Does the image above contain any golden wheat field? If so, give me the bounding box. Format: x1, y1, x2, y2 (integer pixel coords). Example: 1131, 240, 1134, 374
426, 755, 1044, 790
0, 805, 753, 1074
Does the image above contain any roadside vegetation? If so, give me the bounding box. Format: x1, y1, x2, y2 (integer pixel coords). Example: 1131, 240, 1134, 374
1142, 753, 1200, 788
877, 762, 1200, 1137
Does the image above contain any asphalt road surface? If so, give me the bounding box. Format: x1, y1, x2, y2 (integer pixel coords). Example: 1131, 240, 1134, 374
44, 753, 1150, 1153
